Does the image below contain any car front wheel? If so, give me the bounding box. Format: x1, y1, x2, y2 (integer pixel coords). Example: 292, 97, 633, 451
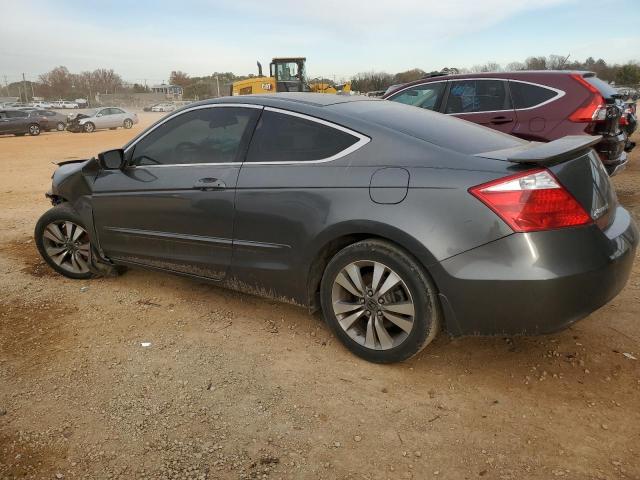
320, 239, 440, 363
28, 124, 40, 136
83, 122, 95, 133
35, 204, 93, 279
56, 122, 65, 131
123, 118, 133, 129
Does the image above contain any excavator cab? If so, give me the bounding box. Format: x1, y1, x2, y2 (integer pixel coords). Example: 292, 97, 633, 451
269, 57, 309, 92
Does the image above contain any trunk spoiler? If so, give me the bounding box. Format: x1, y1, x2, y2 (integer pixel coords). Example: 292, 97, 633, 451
475, 135, 602, 165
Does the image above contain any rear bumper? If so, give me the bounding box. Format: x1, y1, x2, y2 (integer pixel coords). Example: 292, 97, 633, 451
433, 206, 638, 336
595, 132, 628, 176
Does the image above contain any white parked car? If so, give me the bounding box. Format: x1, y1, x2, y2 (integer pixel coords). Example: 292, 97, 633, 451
66, 107, 138, 133
30, 101, 53, 108
151, 103, 176, 112
51, 100, 79, 109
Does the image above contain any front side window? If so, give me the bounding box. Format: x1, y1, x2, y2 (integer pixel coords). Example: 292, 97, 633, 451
509, 81, 558, 109
131, 107, 258, 166
446, 80, 511, 114
246, 110, 360, 163
110, 108, 125, 114
388, 82, 446, 111
6, 110, 28, 118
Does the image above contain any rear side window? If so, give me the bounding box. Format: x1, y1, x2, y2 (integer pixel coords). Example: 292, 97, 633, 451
388, 82, 446, 111
246, 110, 359, 163
509, 81, 558, 109
446, 80, 511, 114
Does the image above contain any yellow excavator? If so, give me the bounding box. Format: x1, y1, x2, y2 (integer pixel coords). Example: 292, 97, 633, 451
231, 57, 351, 96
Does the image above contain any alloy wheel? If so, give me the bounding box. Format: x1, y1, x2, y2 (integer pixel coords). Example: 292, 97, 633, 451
56, 122, 65, 131
41, 220, 90, 274
29, 124, 40, 135
331, 260, 415, 350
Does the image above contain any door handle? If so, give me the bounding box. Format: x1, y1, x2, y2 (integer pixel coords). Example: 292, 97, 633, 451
490, 116, 513, 125
193, 177, 226, 191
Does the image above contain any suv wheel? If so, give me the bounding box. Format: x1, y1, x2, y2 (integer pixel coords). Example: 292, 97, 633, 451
320, 239, 440, 363
35, 204, 93, 279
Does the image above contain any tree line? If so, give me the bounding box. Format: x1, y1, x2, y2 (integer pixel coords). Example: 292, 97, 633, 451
350, 56, 640, 93
4, 55, 639, 102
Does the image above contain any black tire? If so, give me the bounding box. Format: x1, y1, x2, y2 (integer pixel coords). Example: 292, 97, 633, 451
56, 122, 65, 131
35, 204, 94, 280
83, 122, 95, 133
123, 118, 133, 129
320, 239, 440, 363
28, 123, 40, 136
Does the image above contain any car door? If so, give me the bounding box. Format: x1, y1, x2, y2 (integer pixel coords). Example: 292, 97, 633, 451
93, 108, 110, 128
91, 104, 261, 280
232, 107, 370, 300
442, 79, 516, 134
0, 111, 10, 134
108, 108, 125, 127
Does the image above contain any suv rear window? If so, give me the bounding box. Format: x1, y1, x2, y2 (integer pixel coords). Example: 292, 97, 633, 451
584, 75, 618, 99
509, 81, 558, 109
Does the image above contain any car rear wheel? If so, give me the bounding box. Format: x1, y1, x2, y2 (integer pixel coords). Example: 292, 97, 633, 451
28, 124, 40, 136
56, 122, 65, 131
83, 122, 95, 133
320, 239, 440, 363
35, 204, 94, 279
123, 118, 133, 129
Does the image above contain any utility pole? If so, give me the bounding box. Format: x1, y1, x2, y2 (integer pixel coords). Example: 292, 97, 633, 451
31, 82, 35, 100
3, 75, 9, 97
22, 73, 28, 102
216, 75, 220, 97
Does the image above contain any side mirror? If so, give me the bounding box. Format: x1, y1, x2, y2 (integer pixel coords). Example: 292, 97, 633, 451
98, 149, 125, 170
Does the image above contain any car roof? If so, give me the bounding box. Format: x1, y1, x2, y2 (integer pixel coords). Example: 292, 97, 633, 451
390, 70, 596, 89
203, 92, 375, 108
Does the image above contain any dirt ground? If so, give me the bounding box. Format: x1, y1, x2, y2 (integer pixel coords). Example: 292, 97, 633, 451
0, 113, 639, 480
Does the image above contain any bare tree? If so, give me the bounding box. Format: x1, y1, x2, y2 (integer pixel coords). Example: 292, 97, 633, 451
170, 70, 191, 87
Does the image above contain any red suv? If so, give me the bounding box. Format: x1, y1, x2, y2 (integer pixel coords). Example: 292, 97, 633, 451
383, 71, 631, 175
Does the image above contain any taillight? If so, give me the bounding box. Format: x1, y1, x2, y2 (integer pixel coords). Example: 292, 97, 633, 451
469, 169, 592, 232
569, 74, 606, 123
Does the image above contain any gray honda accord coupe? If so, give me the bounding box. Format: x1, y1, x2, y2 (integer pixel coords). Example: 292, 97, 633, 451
35, 93, 638, 363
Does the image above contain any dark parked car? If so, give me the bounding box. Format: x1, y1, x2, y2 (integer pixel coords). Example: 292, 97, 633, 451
31, 109, 68, 131
383, 71, 632, 176
0, 109, 42, 136
34, 94, 638, 363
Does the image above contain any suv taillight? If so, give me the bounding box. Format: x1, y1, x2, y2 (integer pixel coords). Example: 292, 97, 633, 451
469, 169, 591, 232
569, 74, 606, 123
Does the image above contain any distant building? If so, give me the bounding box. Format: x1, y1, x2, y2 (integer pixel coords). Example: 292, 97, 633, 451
150, 84, 183, 99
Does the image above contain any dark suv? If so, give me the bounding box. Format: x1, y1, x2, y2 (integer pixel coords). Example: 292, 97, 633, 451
383, 71, 631, 175
0, 109, 42, 136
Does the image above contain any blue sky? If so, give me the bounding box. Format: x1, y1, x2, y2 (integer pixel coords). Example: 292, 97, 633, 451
1, 0, 638, 84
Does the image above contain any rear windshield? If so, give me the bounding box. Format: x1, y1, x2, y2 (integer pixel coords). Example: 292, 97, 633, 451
331, 99, 525, 155
584, 75, 618, 98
